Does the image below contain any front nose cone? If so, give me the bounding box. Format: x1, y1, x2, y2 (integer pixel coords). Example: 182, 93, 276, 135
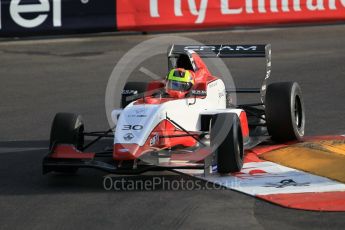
113, 144, 141, 160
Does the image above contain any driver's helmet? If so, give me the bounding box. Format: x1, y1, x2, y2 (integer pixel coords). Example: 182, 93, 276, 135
166, 68, 195, 98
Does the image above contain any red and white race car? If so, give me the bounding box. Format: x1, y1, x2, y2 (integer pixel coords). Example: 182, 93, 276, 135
43, 44, 305, 175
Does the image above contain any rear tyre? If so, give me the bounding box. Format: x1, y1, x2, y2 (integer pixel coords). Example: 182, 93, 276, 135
210, 113, 244, 173
49, 113, 84, 174
265, 82, 305, 142
121, 82, 149, 108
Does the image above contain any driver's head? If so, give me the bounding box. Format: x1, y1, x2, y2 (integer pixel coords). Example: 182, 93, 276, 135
166, 68, 195, 98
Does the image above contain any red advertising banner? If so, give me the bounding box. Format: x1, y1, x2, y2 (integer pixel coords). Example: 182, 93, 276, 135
116, 0, 345, 31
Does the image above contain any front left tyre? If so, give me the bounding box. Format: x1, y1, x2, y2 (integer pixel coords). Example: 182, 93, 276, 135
210, 113, 244, 173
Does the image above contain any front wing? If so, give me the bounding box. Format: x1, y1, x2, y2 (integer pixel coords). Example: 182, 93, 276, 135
42, 144, 215, 175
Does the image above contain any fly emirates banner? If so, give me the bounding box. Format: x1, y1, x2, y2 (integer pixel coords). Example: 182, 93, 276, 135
116, 0, 345, 30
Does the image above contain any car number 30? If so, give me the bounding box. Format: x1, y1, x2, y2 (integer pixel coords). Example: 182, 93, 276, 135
122, 125, 143, 130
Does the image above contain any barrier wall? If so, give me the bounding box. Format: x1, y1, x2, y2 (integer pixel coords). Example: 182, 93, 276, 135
1, 0, 345, 37
0, 0, 116, 36
117, 0, 345, 31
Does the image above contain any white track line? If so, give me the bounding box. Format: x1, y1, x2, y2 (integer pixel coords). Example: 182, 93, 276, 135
0, 147, 46, 154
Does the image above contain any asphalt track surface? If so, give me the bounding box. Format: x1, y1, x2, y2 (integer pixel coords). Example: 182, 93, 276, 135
1, 25, 345, 229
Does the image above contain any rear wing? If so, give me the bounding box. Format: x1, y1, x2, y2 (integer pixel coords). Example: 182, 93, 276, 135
169, 44, 269, 58
168, 44, 271, 103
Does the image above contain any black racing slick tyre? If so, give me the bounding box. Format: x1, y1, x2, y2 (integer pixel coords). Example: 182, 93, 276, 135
49, 113, 84, 151
121, 82, 149, 108
210, 113, 244, 173
265, 82, 305, 142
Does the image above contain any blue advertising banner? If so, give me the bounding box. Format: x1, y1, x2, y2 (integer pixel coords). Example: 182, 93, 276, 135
0, 0, 116, 37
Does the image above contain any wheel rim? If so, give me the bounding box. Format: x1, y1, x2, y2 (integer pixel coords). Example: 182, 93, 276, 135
237, 141, 243, 161
294, 95, 303, 130
237, 130, 244, 161
75, 125, 84, 150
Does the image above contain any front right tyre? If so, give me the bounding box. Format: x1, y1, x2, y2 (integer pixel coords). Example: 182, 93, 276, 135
48, 112, 84, 174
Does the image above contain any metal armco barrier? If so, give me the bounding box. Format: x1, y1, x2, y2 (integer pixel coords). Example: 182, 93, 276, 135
1, 0, 345, 37
0, 0, 116, 37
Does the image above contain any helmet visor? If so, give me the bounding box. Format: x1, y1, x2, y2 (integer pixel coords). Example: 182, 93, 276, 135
167, 80, 191, 92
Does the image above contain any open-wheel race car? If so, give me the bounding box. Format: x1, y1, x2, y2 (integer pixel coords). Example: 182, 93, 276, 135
43, 44, 305, 175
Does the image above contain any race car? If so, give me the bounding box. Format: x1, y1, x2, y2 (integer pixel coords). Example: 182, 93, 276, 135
42, 44, 305, 175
